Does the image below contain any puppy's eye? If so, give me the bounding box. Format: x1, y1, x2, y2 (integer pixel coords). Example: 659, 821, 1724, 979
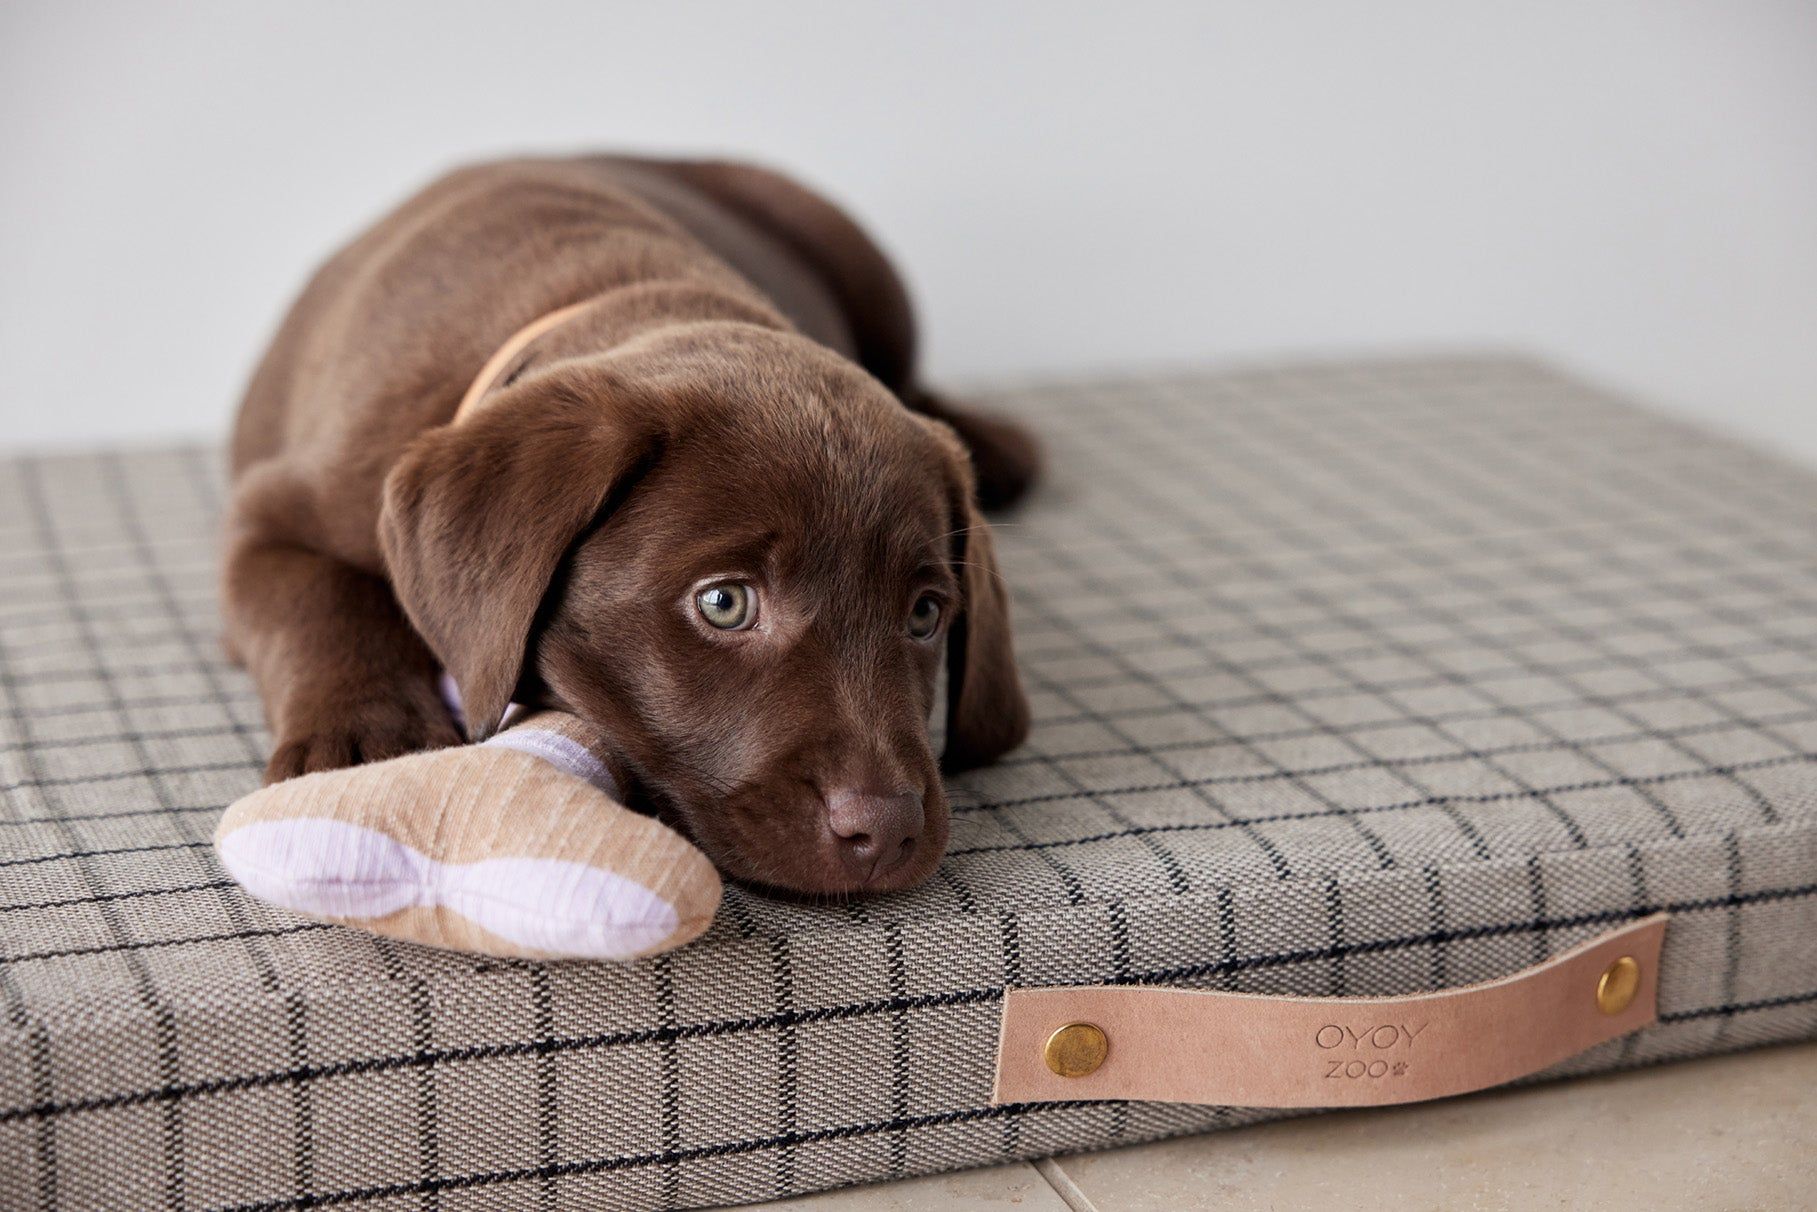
908, 594, 942, 640
696, 582, 757, 630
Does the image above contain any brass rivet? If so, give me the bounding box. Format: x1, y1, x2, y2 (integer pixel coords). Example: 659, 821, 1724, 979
1044, 1022, 1109, 1078
1596, 955, 1641, 1016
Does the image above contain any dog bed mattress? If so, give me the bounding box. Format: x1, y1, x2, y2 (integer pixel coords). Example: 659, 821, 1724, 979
3, 354, 1815, 1210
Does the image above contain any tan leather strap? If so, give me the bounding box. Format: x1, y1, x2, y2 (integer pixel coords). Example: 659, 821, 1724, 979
993, 912, 1668, 1108
451, 300, 595, 426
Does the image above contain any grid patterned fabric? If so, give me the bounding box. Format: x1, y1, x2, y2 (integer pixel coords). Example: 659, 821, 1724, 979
4, 355, 1817, 1211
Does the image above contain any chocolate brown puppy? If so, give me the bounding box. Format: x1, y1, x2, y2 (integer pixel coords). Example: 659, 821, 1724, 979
224, 154, 1037, 894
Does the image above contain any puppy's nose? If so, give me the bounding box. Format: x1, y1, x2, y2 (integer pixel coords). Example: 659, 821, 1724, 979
826, 789, 923, 885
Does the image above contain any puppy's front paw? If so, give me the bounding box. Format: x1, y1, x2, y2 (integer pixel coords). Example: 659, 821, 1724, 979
265, 691, 463, 783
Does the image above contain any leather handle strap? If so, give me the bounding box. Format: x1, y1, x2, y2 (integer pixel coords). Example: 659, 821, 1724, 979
993, 913, 1668, 1108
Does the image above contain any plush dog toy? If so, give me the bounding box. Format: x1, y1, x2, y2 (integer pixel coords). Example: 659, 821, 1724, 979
215, 704, 721, 961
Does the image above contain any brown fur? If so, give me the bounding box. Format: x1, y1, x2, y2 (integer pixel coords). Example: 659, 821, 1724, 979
225, 154, 1037, 894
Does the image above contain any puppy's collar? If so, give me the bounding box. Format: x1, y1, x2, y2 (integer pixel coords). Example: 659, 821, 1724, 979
452, 300, 594, 425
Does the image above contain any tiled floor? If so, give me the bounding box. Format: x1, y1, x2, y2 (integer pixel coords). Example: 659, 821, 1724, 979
733, 1041, 1817, 1211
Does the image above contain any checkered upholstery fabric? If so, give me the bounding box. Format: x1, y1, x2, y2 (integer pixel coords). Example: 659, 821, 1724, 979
4, 355, 1816, 1211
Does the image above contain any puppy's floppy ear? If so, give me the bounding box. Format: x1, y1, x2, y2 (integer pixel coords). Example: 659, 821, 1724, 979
379, 378, 661, 740
927, 423, 1030, 772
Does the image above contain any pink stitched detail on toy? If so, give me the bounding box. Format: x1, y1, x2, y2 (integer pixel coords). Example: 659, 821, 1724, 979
217, 816, 680, 959
483, 728, 620, 798
218, 815, 422, 919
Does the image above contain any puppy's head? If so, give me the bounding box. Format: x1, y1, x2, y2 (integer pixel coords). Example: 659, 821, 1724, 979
380, 325, 1027, 894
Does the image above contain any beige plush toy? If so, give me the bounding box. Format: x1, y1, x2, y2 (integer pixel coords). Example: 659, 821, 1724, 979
215, 705, 721, 961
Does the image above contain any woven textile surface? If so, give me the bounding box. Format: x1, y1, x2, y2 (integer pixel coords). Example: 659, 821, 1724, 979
4, 355, 1816, 1210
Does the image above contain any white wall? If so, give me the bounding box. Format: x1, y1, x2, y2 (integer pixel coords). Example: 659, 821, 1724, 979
2, 1, 1814, 458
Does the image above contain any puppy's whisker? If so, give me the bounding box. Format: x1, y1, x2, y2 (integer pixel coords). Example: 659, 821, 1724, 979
920, 524, 976, 554
922, 518, 1030, 555
947, 559, 1013, 590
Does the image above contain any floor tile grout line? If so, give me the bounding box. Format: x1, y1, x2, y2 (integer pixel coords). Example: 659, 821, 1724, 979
1033, 1158, 1101, 1212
